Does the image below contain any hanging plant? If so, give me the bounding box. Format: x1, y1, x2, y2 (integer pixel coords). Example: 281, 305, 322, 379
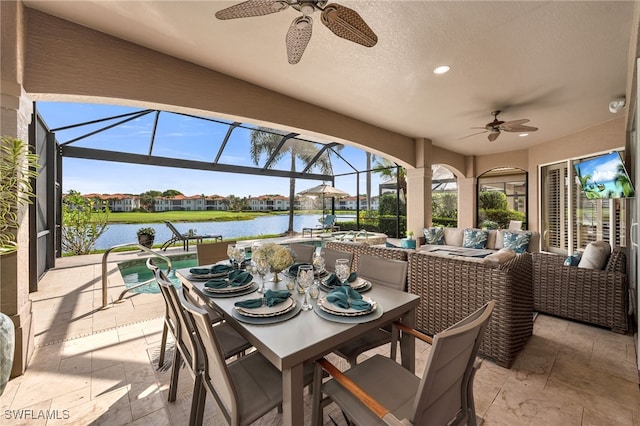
0, 136, 40, 255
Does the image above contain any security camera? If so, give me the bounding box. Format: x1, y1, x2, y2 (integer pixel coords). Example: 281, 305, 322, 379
609, 98, 626, 114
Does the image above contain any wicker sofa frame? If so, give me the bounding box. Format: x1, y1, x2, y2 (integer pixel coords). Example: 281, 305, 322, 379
532, 248, 628, 334
407, 251, 533, 368
325, 241, 409, 271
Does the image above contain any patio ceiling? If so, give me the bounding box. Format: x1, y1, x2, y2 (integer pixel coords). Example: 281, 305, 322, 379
22, 1, 636, 157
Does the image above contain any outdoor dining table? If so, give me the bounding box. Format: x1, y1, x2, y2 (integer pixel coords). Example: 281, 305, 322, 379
176, 266, 421, 426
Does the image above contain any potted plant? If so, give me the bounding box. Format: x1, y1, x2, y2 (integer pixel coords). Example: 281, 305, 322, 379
0, 136, 40, 396
136, 227, 155, 248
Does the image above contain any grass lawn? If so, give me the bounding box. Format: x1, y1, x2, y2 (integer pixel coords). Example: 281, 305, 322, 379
104, 210, 275, 224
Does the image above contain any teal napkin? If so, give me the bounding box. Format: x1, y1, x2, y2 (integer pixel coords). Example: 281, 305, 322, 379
190, 267, 211, 275
326, 286, 371, 311
289, 263, 312, 276
234, 289, 291, 309
205, 270, 253, 289
210, 264, 232, 274
324, 272, 357, 287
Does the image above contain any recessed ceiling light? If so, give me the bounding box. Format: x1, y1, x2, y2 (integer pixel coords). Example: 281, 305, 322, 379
519, 133, 529, 137
433, 65, 451, 75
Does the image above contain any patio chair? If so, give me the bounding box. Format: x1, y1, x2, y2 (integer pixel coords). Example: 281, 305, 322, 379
320, 247, 354, 273
312, 301, 495, 426
289, 242, 316, 263
302, 214, 339, 237
508, 220, 523, 231
151, 266, 250, 426
333, 254, 409, 366
178, 286, 315, 426
196, 240, 236, 265
161, 220, 222, 251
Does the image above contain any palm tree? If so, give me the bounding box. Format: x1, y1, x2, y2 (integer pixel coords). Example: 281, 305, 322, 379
365, 152, 378, 214
250, 127, 335, 234
613, 164, 634, 197
373, 158, 406, 199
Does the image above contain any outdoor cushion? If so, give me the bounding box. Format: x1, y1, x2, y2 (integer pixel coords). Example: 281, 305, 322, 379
564, 252, 581, 266
503, 231, 532, 254
482, 248, 517, 266
423, 227, 445, 245
462, 228, 489, 249
578, 241, 611, 270
444, 227, 465, 246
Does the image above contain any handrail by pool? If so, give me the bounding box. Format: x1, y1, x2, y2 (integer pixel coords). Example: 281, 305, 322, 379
101, 243, 173, 308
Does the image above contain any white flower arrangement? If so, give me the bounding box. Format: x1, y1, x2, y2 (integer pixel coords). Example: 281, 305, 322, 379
252, 243, 294, 272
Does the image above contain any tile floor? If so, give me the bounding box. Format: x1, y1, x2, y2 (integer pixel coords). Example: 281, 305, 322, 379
1, 248, 639, 425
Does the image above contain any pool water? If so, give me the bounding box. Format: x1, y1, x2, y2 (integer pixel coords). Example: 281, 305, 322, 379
117, 253, 198, 294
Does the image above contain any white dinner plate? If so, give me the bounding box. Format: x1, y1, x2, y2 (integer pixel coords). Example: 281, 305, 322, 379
318, 296, 376, 317
203, 280, 254, 294
235, 297, 296, 318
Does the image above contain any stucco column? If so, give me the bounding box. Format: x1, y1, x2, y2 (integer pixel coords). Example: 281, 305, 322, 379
1, 0, 35, 377
457, 177, 477, 228
406, 138, 433, 238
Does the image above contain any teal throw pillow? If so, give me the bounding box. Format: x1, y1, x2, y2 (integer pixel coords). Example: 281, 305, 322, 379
503, 231, 531, 254
423, 227, 445, 245
462, 229, 489, 249
564, 251, 581, 266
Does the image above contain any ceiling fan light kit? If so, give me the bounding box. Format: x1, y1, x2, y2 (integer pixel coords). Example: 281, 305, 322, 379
215, 0, 378, 64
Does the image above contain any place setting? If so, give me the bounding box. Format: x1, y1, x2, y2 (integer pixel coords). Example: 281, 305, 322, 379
200, 269, 258, 298
187, 263, 234, 280
319, 259, 371, 293
314, 285, 383, 324
231, 289, 301, 324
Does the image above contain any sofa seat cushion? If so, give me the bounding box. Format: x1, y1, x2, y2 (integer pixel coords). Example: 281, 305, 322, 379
463, 228, 489, 249
578, 241, 611, 269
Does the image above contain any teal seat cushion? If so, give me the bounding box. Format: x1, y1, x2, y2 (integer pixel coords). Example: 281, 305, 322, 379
462, 228, 489, 249
423, 227, 445, 245
503, 231, 531, 253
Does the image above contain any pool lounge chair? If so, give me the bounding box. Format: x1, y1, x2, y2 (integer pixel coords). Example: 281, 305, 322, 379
302, 214, 339, 237
161, 220, 222, 251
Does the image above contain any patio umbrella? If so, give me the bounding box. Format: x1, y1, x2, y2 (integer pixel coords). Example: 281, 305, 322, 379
298, 183, 349, 224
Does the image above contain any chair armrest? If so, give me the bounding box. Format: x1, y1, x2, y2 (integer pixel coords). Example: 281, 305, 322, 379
393, 322, 433, 345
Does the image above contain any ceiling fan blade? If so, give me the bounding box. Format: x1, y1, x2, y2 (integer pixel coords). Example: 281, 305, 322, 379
502, 118, 530, 126
215, 0, 288, 20
503, 125, 539, 132
321, 3, 377, 47
458, 130, 487, 140
286, 16, 313, 64
488, 132, 500, 142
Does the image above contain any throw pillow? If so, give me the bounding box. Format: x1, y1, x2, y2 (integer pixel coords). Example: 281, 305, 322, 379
423, 227, 445, 245
462, 228, 489, 249
577, 241, 611, 269
502, 231, 532, 254
564, 252, 581, 266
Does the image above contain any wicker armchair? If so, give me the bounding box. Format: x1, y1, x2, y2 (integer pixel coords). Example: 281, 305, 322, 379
407, 251, 533, 368
325, 241, 409, 271
532, 248, 628, 333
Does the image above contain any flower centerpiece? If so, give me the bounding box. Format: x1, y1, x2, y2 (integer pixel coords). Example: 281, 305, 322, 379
136, 227, 155, 248
252, 243, 294, 282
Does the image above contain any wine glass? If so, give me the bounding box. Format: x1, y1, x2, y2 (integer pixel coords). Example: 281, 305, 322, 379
312, 251, 325, 274
255, 257, 270, 294
235, 246, 246, 269
297, 264, 314, 311
335, 258, 350, 286
227, 244, 236, 266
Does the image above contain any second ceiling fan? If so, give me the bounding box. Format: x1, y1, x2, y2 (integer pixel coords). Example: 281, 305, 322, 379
463, 110, 539, 142
215, 0, 378, 64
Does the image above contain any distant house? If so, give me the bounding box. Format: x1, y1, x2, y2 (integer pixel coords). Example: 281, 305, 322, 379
248, 195, 293, 211
82, 193, 140, 212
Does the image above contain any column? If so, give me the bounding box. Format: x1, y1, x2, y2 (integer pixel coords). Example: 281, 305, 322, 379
406, 138, 433, 238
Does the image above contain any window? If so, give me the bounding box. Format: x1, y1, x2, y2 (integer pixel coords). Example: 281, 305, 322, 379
540, 154, 626, 254
477, 168, 527, 229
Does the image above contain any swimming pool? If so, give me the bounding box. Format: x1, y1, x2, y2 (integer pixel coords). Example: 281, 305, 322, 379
117, 253, 198, 294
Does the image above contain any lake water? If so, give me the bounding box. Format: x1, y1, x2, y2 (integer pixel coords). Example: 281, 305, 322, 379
94, 213, 345, 250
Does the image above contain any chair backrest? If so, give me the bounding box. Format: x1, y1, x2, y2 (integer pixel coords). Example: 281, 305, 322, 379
178, 287, 239, 424
411, 301, 495, 425
357, 254, 408, 291
508, 220, 523, 231
197, 240, 236, 265
289, 242, 315, 264
321, 247, 354, 273
152, 266, 199, 371
323, 214, 336, 226
165, 220, 186, 240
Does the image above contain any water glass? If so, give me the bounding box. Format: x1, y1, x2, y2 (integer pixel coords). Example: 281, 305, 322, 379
297, 264, 314, 311
255, 257, 270, 294
227, 243, 236, 265
234, 246, 246, 268
335, 258, 350, 285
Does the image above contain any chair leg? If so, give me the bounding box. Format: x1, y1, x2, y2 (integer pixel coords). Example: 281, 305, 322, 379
190, 373, 205, 426
168, 348, 182, 402
158, 322, 168, 368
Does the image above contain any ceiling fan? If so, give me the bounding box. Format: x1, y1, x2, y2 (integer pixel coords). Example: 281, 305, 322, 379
215, 0, 378, 64
462, 110, 539, 142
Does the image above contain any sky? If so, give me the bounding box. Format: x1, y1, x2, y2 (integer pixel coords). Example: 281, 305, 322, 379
36, 102, 388, 198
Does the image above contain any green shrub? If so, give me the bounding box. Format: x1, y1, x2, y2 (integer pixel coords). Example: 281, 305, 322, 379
378, 194, 405, 216
432, 217, 457, 227
478, 209, 525, 229
479, 191, 508, 210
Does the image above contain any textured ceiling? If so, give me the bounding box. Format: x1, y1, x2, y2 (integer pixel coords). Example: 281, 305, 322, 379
23, 0, 635, 156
